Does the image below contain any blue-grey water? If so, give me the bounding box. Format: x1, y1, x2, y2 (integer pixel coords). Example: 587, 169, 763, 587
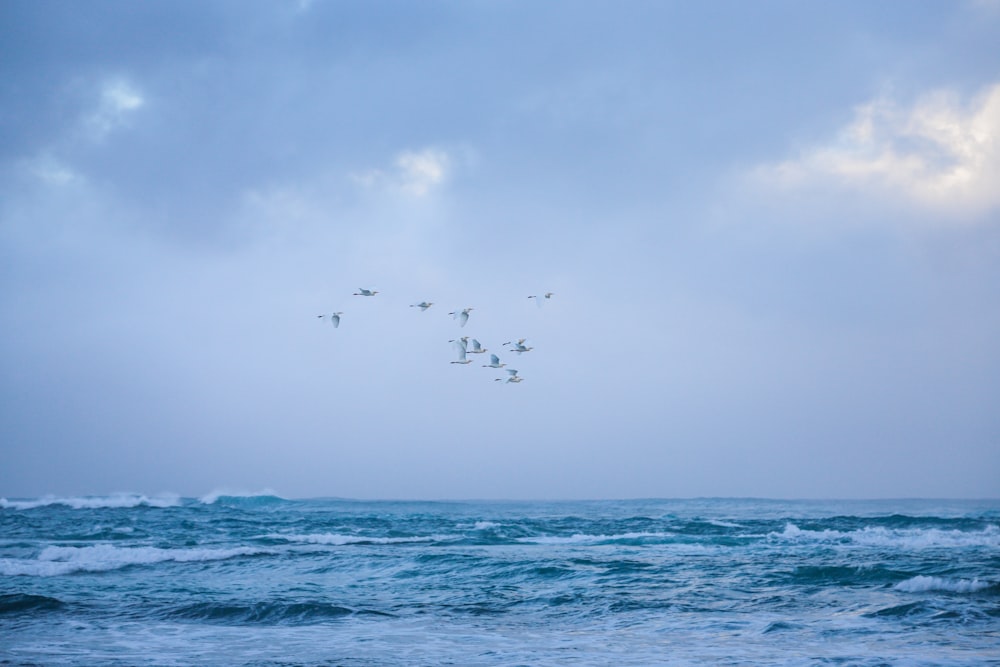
1, 495, 998, 666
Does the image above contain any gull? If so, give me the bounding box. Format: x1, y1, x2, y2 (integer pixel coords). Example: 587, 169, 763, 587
449, 307, 474, 327
353, 288, 379, 296
468, 339, 487, 354
450, 339, 472, 364
482, 353, 506, 369
317, 312, 343, 328
410, 301, 434, 311
502, 338, 533, 354
527, 292, 554, 307
495, 368, 522, 383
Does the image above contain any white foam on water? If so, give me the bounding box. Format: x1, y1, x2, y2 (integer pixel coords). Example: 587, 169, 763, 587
268, 532, 458, 546
771, 523, 1000, 549
0, 544, 268, 577
0, 493, 181, 510
517, 531, 676, 545
894, 575, 992, 594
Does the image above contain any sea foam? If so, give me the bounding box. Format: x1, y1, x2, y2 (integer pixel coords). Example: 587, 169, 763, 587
894, 575, 992, 594
0, 544, 268, 577
0, 494, 181, 511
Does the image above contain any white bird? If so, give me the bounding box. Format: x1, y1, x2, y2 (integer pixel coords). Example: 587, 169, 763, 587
354, 288, 379, 296
317, 312, 343, 328
495, 368, 522, 383
448, 336, 469, 352
450, 339, 472, 364
468, 339, 487, 354
527, 292, 554, 307
449, 307, 474, 327
503, 338, 533, 354
482, 353, 505, 369
410, 301, 433, 311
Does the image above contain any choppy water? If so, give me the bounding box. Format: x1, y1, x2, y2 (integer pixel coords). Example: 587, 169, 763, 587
1, 495, 998, 666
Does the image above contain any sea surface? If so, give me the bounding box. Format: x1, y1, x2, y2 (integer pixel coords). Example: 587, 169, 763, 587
1, 495, 998, 666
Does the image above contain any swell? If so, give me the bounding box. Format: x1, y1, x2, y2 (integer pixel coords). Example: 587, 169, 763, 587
162, 600, 390, 625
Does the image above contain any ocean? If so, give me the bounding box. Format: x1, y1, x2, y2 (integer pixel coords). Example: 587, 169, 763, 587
1, 495, 998, 666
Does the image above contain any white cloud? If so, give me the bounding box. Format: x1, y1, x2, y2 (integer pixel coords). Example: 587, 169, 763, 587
27, 155, 82, 186
753, 82, 1000, 220
86, 78, 145, 140
352, 148, 451, 197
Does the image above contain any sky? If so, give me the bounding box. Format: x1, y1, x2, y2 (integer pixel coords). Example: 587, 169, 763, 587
1, 0, 998, 500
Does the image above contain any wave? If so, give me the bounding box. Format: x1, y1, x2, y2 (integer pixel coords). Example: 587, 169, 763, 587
894, 575, 994, 594
268, 532, 457, 546
0, 544, 269, 577
162, 600, 384, 625
517, 532, 677, 546
199, 489, 287, 506
0, 493, 181, 511
0, 593, 66, 615
773, 523, 1000, 549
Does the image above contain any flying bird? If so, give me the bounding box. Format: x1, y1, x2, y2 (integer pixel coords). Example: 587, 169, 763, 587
468, 339, 487, 354
449, 307, 474, 327
527, 292, 554, 307
353, 288, 379, 296
450, 339, 472, 364
410, 301, 434, 311
448, 336, 469, 353
482, 354, 506, 369
317, 312, 343, 328
503, 338, 534, 354
495, 368, 522, 383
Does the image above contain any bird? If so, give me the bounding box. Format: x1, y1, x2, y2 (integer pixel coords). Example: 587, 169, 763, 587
317, 312, 343, 328
527, 292, 554, 307
495, 368, 522, 383
449, 307, 474, 327
450, 339, 472, 364
468, 339, 487, 354
503, 338, 533, 354
482, 353, 505, 369
353, 288, 379, 296
410, 301, 433, 311
448, 336, 469, 353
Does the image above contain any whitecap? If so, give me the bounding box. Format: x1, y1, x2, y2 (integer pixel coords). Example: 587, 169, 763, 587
474, 521, 501, 530
0, 494, 181, 511
0, 544, 268, 577
894, 575, 992, 594
268, 533, 458, 546
516, 531, 676, 546
769, 523, 1000, 549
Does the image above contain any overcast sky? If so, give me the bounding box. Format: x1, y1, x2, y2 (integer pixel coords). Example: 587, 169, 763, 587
2, 0, 998, 500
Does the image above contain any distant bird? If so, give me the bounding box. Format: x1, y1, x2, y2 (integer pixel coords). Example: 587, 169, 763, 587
503, 338, 533, 354
449, 307, 474, 327
450, 339, 472, 364
317, 312, 343, 328
482, 353, 505, 369
410, 301, 434, 311
528, 292, 554, 307
495, 368, 522, 383
468, 339, 487, 354
448, 336, 469, 353
353, 288, 379, 296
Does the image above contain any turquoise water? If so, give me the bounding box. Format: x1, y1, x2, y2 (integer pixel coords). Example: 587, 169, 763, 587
2, 495, 998, 665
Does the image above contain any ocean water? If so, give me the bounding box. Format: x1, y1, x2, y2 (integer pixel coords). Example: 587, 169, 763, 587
1, 495, 998, 666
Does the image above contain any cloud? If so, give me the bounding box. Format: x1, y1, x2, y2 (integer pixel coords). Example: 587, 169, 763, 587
752, 82, 1000, 220
352, 148, 451, 197
85, 78, 145, 140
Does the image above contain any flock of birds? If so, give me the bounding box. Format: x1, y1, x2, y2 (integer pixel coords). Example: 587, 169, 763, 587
318, 289, 554, 384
